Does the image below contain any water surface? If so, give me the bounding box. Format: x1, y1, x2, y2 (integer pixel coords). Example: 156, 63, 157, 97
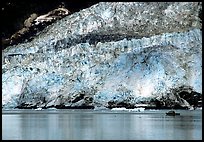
2, 109, 202, 140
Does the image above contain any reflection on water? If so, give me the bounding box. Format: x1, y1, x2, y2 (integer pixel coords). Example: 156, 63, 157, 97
2, 109, 202, 140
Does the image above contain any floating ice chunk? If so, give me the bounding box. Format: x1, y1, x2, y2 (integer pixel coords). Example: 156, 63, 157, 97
35, 108, 43, 110
197, 107, 202, 110
149, 109, 159, 111
128, 107, 145, 112
94, 106, 109, 111
111, 107, 127, 111
111, 107, 145, 112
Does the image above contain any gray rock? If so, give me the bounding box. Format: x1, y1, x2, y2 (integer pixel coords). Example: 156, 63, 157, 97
2, 2, 202, 109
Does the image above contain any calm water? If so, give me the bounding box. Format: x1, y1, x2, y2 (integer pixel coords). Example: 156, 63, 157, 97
2, 109, 202, 140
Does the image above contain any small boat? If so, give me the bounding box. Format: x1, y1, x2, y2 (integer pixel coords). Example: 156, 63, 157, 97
166, 110, 180, 116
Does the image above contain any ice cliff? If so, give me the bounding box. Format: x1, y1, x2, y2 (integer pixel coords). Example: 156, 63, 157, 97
2, 2, 202, 109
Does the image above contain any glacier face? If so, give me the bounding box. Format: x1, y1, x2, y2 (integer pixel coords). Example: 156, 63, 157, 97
2, 2, 202, 109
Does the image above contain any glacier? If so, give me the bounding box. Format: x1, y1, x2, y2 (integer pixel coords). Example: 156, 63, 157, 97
2, 2, 202, 109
